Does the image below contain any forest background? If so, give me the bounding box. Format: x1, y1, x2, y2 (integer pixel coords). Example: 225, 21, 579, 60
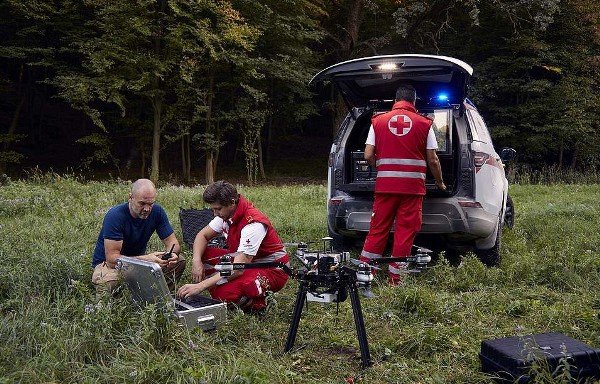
1, 0, 599, 185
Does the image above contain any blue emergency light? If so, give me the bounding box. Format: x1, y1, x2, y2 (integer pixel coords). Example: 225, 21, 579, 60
437, 93, 449, 102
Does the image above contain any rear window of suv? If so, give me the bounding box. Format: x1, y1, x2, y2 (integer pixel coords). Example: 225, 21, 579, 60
424, 109, 452, 153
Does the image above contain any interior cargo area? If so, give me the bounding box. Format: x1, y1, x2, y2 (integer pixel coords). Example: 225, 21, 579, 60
342, 108, 458, 196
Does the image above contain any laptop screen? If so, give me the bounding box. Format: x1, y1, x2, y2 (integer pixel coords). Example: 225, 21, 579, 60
117, 256, 173, 307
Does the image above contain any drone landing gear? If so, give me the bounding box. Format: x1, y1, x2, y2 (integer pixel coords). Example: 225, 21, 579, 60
284, 271, 372, 368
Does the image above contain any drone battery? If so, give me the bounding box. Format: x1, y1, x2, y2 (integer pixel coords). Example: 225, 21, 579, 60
351, 151, 376, 183
480, 332, 600, 383
307, 292, 338, 303
117, 256, 226, 331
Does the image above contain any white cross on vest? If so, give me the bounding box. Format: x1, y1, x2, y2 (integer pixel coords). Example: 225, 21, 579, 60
388, 114, 412, 137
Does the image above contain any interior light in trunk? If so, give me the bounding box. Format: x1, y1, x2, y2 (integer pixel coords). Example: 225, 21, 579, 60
375, 63, 398, 71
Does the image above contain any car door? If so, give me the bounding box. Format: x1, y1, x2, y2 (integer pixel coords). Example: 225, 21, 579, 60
310, 54, 473, 109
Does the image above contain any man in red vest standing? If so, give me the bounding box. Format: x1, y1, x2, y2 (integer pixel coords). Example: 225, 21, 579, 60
360, 84, 446, 285
177, 181, 289, 312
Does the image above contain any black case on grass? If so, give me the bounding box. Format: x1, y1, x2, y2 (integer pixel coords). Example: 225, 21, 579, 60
480, 332, 600, 383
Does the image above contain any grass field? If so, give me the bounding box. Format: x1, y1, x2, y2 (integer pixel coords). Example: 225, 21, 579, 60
1, 175, 599, 383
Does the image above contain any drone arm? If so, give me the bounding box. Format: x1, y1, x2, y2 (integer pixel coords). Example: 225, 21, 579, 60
369, 254, 431, 265
215, 260, 297, 278
199, 252, 251, 287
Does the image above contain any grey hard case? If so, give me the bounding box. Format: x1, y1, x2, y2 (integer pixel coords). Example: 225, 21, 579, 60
116, 256, 226, 331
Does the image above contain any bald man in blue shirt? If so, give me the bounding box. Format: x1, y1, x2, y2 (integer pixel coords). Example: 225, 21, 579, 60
91, 179, 185, 295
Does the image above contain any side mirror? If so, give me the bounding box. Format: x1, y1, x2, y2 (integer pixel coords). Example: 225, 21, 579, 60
499, 147, 516, 162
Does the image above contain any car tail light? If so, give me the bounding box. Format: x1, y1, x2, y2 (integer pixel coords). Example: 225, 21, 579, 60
329, 197, 344, 206
458, 200, 482, 208
473, 152, 490, 172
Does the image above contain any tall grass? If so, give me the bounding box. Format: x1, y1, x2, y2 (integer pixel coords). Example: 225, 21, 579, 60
508, 164, 600, 185
1, 176, 600, 383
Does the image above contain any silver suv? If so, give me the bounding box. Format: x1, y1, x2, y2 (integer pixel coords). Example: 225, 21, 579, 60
311, 54, 515, 266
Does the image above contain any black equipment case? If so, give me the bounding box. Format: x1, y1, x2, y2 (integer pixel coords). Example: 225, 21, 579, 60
116, 256, 226, 331
179, 207, 226, 249
351, 151, 376, 183
480, 332, 600, 383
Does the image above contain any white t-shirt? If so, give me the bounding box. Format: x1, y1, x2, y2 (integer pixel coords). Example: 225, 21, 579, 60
209, 217, 267, 257
365, 124, 439, 150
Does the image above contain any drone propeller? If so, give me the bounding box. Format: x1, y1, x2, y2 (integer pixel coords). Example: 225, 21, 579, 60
359, 288, 376, 299
412, 244, 433, 254
365, 257, 401, 266
285, 238, 336, 247
366, 255, 431, 265
284, 241, 317, 247
349, 258, 381, 270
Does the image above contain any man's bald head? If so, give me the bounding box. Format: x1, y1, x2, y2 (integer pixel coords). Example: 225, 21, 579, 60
131, 179, 156, 197
128, 179, 157, 219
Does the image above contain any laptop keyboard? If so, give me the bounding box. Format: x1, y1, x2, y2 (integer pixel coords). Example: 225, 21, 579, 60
175, 295, 220, 310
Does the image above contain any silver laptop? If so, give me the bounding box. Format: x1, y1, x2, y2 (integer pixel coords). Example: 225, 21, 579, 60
116, 256, 226, 331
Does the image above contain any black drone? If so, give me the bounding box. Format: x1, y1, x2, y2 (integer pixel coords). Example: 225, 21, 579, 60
214, 237, 432, 368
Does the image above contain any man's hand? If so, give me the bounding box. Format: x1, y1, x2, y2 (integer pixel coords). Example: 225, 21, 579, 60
145, 251, 170, 268
435, 179, 447, 191
191, 225, 218, 282
164, 253, 180, 268
427, 149, 446, 192
177, 282, 204, 299
191, 260, 204, 283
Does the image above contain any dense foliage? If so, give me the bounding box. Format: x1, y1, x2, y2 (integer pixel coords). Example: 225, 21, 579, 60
0, 0, 598, 182
1, 178, 600, 382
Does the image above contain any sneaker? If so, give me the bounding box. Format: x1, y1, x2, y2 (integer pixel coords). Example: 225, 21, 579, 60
237, 296, 267, 314
249, 297, 266, 312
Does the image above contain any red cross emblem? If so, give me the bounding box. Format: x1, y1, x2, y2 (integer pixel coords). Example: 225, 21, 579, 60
388, 114, 412, 137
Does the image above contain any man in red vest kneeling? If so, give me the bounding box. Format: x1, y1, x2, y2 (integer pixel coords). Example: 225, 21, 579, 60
360, 84, 447, 285
177, 181, 289, 312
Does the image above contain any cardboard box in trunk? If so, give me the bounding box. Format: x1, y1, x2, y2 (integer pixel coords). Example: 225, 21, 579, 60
116, 256, 226, 331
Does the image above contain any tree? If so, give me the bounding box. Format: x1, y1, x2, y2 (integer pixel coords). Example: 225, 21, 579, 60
0, 0, 84, 174
465, 0, 599, 168
1, 0, 598, 178
316, 0, 394, 131
54, 0, 257, 182
231, 0, 324, 182
375, 0, 599, 169
314, 0, 467, 132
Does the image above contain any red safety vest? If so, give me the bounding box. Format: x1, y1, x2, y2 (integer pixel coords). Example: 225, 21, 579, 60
225, 195, 287, 262
373, 100, 432, 195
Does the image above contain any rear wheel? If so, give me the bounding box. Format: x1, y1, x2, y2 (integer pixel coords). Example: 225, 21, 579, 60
443, 249, 463, 267
474, 219, 502, 267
